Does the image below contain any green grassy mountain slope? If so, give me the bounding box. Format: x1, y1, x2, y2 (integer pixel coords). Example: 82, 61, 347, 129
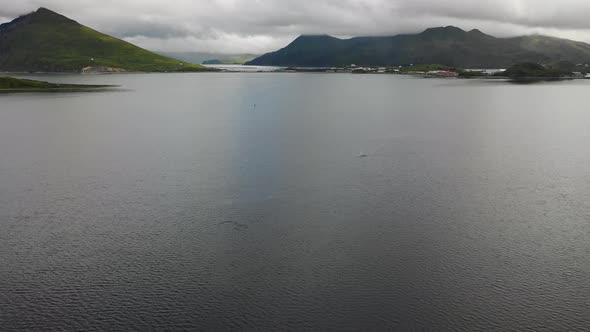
0, 8, 209, 72
247, 26, 590, 68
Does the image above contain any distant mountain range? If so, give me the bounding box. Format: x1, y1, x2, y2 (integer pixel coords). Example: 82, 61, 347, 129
247, 26, 590, 68
156, 52, 258, 65
0, 8, 208, 72
5, 9, 590, 72
202, 55, 258, 65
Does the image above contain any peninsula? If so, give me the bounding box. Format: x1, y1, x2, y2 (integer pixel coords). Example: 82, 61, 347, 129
0, 77, 115, 92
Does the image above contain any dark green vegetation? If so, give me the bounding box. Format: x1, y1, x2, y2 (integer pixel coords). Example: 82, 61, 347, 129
247, 26, 590, 68
457, 70, 489, 78
0, 8, 210, 72
495, 63, 572, 78
0, 76, 113, 92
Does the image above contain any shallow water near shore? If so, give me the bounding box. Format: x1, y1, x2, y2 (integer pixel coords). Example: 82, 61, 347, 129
2, 73, 590, 330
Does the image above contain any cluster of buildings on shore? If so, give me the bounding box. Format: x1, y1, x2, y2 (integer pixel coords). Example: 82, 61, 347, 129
283, 64, 461, 76
346, 64, 460, 76
421, 70, 459, 77
271, 62, 590, 78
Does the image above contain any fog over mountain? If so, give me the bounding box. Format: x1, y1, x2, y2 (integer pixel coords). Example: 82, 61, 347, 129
2, 0, 590, 53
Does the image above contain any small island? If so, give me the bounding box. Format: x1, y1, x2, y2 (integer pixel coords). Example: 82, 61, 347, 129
0, 77, 115, 93
494, 63, 574, 80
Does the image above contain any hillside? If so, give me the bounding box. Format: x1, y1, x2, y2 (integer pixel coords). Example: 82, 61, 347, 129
247, 27, 590, 68
0, 8, 209, 72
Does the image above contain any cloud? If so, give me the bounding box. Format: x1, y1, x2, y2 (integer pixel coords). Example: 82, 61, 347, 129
2, 0, 590, 53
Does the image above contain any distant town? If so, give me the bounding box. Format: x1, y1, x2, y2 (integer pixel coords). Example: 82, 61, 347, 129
237, 63, 590, 79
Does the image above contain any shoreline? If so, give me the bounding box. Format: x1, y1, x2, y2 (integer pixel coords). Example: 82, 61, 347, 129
0, 87, 117, 93
0, 76, 118, 93
4, 67, 589, 82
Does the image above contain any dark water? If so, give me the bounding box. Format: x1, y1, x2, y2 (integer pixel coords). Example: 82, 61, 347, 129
2, 73, 590, 331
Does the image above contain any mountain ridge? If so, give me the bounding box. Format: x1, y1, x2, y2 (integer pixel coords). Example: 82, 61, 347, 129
0, 8, 209, 72
247, 27, 590, 68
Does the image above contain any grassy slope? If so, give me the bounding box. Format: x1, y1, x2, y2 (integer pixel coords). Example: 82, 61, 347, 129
0, 8, 210, 72
515, 35, 590, 64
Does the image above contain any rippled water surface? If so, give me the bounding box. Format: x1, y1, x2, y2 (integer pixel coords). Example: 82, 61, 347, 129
2, 73, 590, 330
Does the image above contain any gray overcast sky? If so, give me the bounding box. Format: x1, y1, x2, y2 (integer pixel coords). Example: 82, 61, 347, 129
2, 0, 590, 54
